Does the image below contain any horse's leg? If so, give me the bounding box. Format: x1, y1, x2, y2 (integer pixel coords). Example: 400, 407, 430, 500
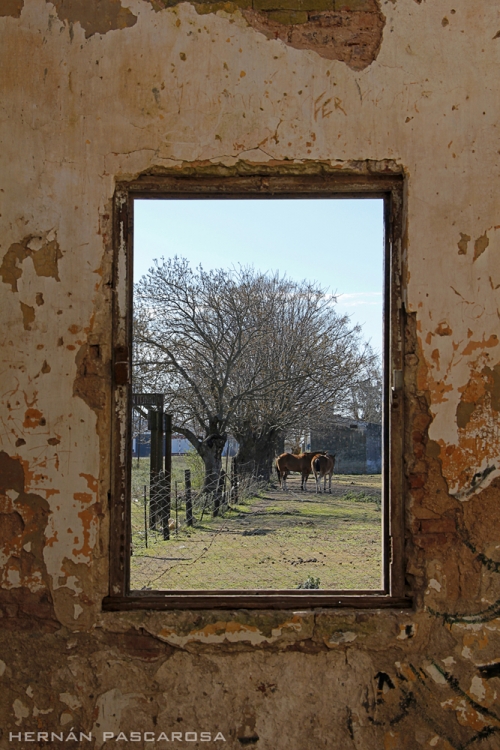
328, 471, 332, 494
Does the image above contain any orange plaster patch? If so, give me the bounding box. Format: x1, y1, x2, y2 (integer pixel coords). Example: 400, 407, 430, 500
458, 374, 487, 403
196, 621, 259, 637
463, 631, 489, 651
73, 492, 93, 505
45, 531, 59, 547
79, 473, 98, 493
72, 506, 97, 558
397, 664, 417, 682
42, 489, 60, 500
159, 627, 175, 639
427, 377, 453, 404
438, 430, 496, 492
462, 334, 499, 356
436, 322, 452, 336
455, 702, 493, 732
23, 408, 43, 428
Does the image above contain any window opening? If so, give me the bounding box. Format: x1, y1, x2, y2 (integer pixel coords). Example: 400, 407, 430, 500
107, 173, 408, 609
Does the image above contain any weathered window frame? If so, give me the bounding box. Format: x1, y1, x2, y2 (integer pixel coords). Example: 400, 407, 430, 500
103, 169, 411, 611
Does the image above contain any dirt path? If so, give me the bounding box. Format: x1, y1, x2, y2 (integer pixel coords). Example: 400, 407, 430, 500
131, 474, 383, 591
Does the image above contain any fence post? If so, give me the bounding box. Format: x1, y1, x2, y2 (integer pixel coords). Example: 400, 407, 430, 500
213, 471, 221, 518
175, 480, 178, 535
159, 470, 171, 541
148, 409, 160, 530
143, 484, 148, 549
163, 413, 172, 541
231, 459, 238, 505
219, 469, 227, 510
185, 469, 193, 527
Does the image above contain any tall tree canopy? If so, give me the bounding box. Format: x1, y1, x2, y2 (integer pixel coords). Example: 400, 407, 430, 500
133, 257, 376, 499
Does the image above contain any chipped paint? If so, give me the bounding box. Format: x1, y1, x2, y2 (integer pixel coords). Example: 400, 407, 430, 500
157, 614, 305, 646
242, 2, 385, 68
0, 234, 62, 292
2, 1, 500, 747
49, 0, 137, 38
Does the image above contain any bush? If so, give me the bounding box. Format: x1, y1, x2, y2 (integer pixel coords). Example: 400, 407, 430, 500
297, 575, 320, 590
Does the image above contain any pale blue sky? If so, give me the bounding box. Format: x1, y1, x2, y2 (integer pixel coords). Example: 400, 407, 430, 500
133, 198, 384, 354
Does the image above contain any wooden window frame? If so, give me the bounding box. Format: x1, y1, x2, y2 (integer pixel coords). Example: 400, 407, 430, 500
103, 169, 412, 611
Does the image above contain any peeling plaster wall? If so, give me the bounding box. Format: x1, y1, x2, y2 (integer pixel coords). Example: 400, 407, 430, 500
1, 1, 500, 748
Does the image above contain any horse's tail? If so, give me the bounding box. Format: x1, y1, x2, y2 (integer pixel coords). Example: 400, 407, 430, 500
313, 456, 321, 473
276, 462, 281, 482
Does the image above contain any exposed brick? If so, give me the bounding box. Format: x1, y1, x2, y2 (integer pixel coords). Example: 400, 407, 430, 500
244, 8, 385, 69
194, 0, 251, 10
334, 0, 376, 9
254, 0, 333, 12
267, 9, 309, 23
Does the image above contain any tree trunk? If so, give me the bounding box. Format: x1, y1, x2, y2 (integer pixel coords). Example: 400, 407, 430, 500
197, 431, 227, 516
234, 427, 283, 482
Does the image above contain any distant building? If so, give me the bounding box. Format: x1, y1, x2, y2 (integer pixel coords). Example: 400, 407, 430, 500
132, 432, 190, 457
310, 417, 381, 474
132, 433, 238, 458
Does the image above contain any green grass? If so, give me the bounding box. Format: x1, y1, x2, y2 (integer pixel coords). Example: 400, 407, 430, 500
130, 464, 382, 592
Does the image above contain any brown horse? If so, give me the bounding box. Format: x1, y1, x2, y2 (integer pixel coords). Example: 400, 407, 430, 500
275, 452, 325, 491
312, 453, 335, 494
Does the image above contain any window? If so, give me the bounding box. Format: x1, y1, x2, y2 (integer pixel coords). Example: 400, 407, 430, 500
104, 170, 409, 610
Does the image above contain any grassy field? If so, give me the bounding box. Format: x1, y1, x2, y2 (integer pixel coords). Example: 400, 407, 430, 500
130, 456, 382, 591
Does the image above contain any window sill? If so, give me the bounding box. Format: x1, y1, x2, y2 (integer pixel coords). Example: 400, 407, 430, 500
102, 592, 413, 611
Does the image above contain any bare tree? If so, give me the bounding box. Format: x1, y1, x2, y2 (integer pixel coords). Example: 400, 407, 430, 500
133, 258, 289, 511
231, 288, 373, 479
134, 258, 375, 494
346, 350, 382, 424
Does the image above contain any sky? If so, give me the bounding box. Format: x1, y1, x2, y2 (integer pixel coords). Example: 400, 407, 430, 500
133, 198, 384, 354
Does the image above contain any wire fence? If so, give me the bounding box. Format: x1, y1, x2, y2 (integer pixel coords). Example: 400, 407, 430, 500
130, 456, 383, 592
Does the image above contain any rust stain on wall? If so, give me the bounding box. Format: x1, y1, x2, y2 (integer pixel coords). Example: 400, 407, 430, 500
0, 0, 23, 17
0, 235, 63, 292
73, 343, 105, 413
19, 302, 35, 331
456, 400, 475, 429
30, 239, 63, 281
457, 232, 471, 255
473, 232, 490, 262
0, 242, 30, 292
48, 0, 137, 37
432, 359, 500, 499
461, 334, 498, 357
0, 452, 57, 630
23, 408, 44, 429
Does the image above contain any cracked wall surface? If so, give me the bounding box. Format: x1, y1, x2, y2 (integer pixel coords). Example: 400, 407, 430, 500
1, 0, 500, 748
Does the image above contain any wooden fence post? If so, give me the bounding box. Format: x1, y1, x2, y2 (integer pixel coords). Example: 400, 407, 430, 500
231, 459, 238, 505
160, 470, 171, 541
163, 413, 172, 540
148, 409, 159, 530
185, 469, 193, 527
